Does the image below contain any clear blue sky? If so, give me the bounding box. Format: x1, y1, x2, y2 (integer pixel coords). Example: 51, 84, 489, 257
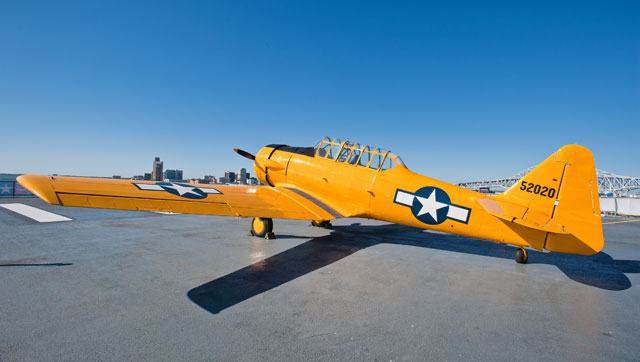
1, 1, 638, 182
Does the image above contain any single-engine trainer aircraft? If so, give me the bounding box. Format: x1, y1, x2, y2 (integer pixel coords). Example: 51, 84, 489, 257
18, 137, 604, 264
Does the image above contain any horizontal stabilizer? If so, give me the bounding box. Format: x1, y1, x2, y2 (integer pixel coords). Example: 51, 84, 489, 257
476, 198, 569, 235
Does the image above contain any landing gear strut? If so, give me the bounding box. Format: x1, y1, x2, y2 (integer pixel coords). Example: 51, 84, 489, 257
515, 248, 528, 264
250, 217, 275, 239
311, 220, 333, 229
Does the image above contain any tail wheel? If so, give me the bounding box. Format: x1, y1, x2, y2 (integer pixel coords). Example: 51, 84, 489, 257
515, 248, 528, 264
251, 217, 273, 238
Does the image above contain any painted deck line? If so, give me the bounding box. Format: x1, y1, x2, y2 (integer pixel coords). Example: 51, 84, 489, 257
153, 211, 181, 215
603, 219, 640, 225
0, 203, 72, 223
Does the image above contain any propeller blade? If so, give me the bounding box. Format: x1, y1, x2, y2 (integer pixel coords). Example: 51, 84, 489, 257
233, 148, 256, 160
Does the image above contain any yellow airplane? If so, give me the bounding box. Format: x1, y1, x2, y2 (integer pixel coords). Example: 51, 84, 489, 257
18, 137, 604, 264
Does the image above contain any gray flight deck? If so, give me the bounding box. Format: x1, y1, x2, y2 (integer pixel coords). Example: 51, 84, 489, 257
1, 198, 639, 361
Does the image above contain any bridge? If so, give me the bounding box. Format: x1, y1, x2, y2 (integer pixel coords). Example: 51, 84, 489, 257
457, 169, 640, 197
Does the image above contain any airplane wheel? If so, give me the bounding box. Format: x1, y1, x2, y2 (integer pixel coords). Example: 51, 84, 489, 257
515, 248, 528, 264
251, 217, 273, 238
311, 220, 333, 229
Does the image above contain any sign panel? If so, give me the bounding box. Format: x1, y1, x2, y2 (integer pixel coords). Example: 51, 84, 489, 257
14, 182, 32, 196
0, 181, 14, 197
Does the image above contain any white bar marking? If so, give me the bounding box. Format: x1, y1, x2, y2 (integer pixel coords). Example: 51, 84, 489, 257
0, 203, 72, 223
135, 184, 164, 190
395, 191, 415, 206
447, 205, 469, 222
200, 188, 221, 194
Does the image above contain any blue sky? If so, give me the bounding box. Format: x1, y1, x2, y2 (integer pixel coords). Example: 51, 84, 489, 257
1, 1, 638, 182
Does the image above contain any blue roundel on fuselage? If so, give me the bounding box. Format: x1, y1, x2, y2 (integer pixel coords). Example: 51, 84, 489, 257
410, 186, 451, 225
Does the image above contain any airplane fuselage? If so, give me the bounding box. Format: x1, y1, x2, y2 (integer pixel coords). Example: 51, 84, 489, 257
254, 145, 546, 251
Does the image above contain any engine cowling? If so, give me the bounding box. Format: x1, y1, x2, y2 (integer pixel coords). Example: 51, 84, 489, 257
253, 146, 288, 186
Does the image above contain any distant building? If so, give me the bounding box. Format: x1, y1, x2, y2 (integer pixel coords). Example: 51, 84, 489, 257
132, 175, 144, 180
224, 171, 236, 184
188, 176, 216, 184
144, 173, 152, 181
164, 169, 183, 181
238, 168, 247, 184
112, 175, 122, 179
151, 157, 164, 181
248, 177, 259, 185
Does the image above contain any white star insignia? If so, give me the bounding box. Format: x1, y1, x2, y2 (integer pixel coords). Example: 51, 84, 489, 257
164, 183, 199, 196
415, 190, 448, 222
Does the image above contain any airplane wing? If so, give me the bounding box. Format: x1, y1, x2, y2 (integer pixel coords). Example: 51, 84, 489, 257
17, 175, 337, 221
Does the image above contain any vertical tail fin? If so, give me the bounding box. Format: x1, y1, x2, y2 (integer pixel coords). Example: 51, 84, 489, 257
501, 144, 603, 255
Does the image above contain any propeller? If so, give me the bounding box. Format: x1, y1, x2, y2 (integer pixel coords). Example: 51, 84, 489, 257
233, 147, 284, 174
233, 148, 255, 161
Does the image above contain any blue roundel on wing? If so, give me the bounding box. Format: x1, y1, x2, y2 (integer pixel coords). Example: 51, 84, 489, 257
410, 186, 450, 225
158, 182, 207, 199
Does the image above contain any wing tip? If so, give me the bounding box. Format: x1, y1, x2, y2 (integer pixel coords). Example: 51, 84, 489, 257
17, 175, 60, 205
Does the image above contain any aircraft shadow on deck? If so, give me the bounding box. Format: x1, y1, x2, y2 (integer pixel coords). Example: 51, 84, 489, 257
187, 224, 640, 314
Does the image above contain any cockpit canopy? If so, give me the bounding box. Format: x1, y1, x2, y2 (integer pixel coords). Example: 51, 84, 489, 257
313, 137, 405, 171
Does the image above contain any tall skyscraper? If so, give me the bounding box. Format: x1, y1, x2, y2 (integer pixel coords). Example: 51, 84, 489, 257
239, 168, 248, 184
151, 157, 164, 181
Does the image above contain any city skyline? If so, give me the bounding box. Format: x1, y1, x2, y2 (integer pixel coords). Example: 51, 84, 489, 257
123, 156, 258, 184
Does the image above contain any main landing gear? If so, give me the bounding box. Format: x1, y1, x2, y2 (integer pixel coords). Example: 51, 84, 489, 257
250, 218, 333, 240
311, 220, 333, 229
515, 247, 529, 264
250, 217, 275, 239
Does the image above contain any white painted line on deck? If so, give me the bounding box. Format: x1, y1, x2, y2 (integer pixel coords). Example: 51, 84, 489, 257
153, 211, 181, 215
603, 219, 640, 225
0, 203, 72, 223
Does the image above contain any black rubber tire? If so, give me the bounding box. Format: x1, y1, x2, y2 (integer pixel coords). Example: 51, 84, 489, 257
515, 248, 528, 264
251, 217, 273, 237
